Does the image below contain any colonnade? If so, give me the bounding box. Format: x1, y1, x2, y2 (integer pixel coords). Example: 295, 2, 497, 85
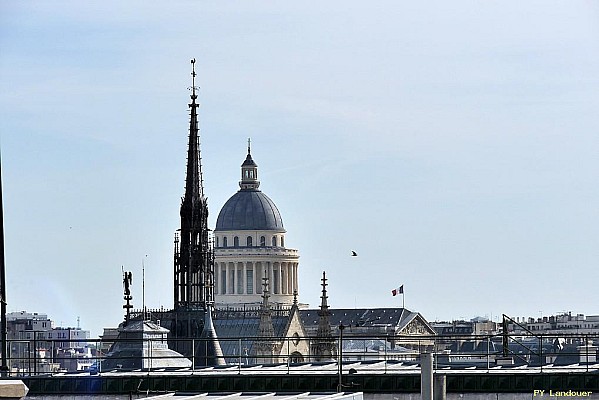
214, 261, 298, 296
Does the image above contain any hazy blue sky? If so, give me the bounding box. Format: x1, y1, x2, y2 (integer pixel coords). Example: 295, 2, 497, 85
1, 1, 598, 336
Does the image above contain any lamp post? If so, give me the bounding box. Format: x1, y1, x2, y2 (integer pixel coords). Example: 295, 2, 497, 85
337, 323, 345, 392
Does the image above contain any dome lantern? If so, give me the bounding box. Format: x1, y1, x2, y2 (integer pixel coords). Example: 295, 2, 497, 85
240, 138, 259, 190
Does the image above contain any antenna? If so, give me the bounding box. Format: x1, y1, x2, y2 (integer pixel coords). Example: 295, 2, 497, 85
142, 255, 147, 320
0, 151, 8, 374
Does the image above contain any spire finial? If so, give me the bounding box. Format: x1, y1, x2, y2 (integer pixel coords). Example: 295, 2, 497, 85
247, 137, 251, 155
320, 271, 329, 311
261, 273, 270, 309
189, 58, 199, 101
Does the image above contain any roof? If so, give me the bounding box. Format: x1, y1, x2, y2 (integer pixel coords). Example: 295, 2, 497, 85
299, 308, 420, 331
213, 315, 289, 359
215, 190, 285, 232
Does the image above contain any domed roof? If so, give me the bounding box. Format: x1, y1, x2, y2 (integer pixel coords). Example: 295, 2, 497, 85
215, 189, 285, 232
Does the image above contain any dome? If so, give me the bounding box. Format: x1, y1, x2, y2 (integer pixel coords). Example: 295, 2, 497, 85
215, 189, 285, 232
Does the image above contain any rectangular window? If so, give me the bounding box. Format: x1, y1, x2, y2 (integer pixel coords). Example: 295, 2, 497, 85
237, 268, 244, 294
246, 269, 254, 294
229, 268, 235, 293
221, 269, 227, 294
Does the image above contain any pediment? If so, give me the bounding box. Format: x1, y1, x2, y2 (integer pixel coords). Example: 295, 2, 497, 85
400, 317, 435, 335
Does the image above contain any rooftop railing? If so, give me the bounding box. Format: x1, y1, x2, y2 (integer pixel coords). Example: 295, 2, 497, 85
3, 332, 598, 377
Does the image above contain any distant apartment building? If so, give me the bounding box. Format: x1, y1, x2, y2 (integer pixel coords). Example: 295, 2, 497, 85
431, 313, 599, 337
6, 310, 92, 373
7, 311, 54, 339
432, 317, 499, 336
509, 312, 599, 336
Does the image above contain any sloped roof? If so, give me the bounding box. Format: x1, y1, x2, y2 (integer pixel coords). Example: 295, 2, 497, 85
300, 308, 409, 329
213, 315, 289, 359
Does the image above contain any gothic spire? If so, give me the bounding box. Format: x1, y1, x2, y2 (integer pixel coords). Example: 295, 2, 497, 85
312, 271, 335, 361
174, 59, 212, 310
259, 275, 275, 337
318, 271, 330, 319
185, 58, 204, 200
256, 274, 277, 363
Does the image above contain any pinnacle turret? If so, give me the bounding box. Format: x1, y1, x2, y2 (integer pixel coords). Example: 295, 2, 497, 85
312, 271, 335, 361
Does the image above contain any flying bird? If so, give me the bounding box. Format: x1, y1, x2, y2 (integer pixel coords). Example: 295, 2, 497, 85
351, 251, 358, 257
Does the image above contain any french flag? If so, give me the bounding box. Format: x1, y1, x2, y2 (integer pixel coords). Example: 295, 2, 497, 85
391, 285, 404, 296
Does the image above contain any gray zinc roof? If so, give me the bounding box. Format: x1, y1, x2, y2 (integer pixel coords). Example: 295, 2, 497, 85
299, 308, 422, 332
213, 315, 289, 360
215, 190, 285, 232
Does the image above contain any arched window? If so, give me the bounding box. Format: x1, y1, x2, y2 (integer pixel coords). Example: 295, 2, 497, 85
234, 236, 239, 247
246, 236, 253, 247
272, 236, 277, 247
223, 237, 228, 247
260, 236, 266, 247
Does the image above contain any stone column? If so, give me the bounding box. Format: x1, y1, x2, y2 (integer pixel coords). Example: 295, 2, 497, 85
221, 263, 226, 295
279, 263, 283, 294
225, 263, 230, 295
256, 263, 262, 294
231, 262, 236, 294
287, 264, 292, 295
214, 263, 219, 295
229, 263, 234, 294
243, 262, 247, 295
270, 262, 275, 294
281, 263, 286, 294
293, 263, 298, 292
274, 263, 280, 294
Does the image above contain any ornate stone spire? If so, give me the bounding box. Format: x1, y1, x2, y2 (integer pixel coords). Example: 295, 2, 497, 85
174, 58, 213, 310
255, 274, 278, 363
258, 275, 275, 338
239, 138, 260, 190
312, 271, 335, 361
317, 271, 331, 336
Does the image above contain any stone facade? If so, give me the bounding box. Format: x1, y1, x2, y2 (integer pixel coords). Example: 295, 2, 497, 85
214, 145, 299, 307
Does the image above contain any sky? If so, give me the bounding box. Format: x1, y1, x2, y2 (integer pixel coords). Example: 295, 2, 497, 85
1, 1, 598, 337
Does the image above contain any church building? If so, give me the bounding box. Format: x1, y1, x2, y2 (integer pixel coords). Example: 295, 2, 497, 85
213, 142, 299, 307
128, 61, 435, 366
